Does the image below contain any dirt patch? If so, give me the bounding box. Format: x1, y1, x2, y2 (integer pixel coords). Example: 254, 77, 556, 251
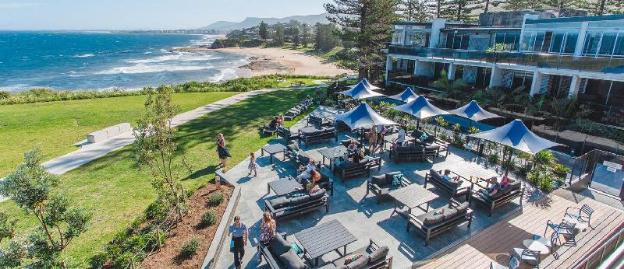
141, 184, 233, 269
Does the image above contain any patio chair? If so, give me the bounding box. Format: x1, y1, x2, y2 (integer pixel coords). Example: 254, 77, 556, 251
277, 126, 300, 142
544, 219, 577, 246
564, 204, 594, 230
366, 172, 410, 203
511, 248, 540, 268
490, 256, 520, 269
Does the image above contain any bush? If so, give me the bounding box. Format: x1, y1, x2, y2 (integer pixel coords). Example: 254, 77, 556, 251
145, 198, 170, 222
178, 238, 200, 259
199, 210, 217, 228
539, 174, 554, 193
0, 91, 9, 100
207, 192, 224, 207
552, 163, 571, 178
488, 153, 500, 165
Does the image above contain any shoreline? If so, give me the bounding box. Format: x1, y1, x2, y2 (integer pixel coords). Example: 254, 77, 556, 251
213, 47, 354, 77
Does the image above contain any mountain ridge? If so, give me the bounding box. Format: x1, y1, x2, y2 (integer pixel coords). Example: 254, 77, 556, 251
200, 13, 329, 32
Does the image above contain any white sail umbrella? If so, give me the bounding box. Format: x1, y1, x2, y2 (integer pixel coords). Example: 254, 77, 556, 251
392, 95, 449, 129
469, 119, 562, 173
339, 80, 385, 100
335, 102, 397, 130
388, 87, 419, 103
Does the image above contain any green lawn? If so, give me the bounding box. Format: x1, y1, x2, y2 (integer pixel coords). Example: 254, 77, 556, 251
0, 92, 237, 176
0, 89, 315, 267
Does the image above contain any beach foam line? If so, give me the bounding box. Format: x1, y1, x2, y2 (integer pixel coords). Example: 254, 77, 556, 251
94, 63, 214, 75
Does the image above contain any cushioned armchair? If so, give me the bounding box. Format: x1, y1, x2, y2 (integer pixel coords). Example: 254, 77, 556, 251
471, 179, 523, 216
407, 200, 473, 245
259, 234, 310, 269
265, 189, 329, 220
425, 169, 472, 201
366, 172, 410, 203
328, 240, 393, 269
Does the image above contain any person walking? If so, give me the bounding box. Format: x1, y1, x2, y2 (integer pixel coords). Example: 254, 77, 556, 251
229, 216, 248, 269
248, 152, 257, 177
217, 133, 231, 171
368, 125, 378, 155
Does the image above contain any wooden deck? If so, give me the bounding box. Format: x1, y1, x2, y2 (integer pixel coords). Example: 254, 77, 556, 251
417, 194, 624, 269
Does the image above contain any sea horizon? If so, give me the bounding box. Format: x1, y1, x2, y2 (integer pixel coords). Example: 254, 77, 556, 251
0, 31, 246, 92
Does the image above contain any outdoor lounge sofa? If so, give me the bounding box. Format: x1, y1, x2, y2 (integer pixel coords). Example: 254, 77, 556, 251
307, 115, 334, 128
333, 156, 380, 180
389, 144, 440, 163
411, 130, 450, 158
299, 127, 338, 146
407, 200, 473, 245
285, 142, 312, 166
366, 172, 410, 203
277, 126, 301, 142
265, 189, 329, 220
471, 178, 523, 216
325, 239, 393, 269
259, 234, 310, 269
425, 169, 472, 201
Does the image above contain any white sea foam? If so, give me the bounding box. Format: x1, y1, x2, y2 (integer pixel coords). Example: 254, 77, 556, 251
94, 63, 214, 75
74, 53, 95, 58
126, 52, 220, 64
209, 68, 238, 82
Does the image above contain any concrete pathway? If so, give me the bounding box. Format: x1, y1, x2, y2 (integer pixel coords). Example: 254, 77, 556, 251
42, 89, 276, 175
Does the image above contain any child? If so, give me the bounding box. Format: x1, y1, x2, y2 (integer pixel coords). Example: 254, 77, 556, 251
248, 152, 257, 177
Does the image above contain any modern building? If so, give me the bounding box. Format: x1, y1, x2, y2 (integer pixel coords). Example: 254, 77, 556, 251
385, 12, 624, 125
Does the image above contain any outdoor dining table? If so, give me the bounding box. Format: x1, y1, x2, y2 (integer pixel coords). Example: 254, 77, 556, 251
318, 145, 347, 169
261, 143, 287, 164
523, 237, 551, 254
389, 184, 439, 217
294, 220, 357, 266
267, 177, 303, 196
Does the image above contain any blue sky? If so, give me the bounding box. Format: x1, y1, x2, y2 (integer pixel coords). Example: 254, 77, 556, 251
0, 0, 327, 30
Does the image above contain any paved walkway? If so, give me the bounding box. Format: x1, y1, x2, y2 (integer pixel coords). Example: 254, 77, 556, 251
42, 89, 276, 175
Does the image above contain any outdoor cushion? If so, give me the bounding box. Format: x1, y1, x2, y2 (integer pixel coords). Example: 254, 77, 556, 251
279, 250, 307, 269
372, 175, 390, 187
270, 196, 291, 210
443, 207, 458, 219
422, 211, 445, 226
287, 143, 300, 152
368, 246, 389, 264
347, 255, 368, 269
270, 235, 292, 255
455, 202, 469, 213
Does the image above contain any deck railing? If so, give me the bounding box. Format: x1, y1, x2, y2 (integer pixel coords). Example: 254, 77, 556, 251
572, 223, 624, 269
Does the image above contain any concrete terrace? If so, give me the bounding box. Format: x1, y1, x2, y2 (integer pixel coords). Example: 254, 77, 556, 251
214, 108, 524, 268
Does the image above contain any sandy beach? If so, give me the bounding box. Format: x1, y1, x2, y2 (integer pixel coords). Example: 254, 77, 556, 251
214, 47, 354, 77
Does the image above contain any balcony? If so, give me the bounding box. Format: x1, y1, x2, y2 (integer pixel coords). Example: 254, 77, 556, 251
388, 45, 624, 75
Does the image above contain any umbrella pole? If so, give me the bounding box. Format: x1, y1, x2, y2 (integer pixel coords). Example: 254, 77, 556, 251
417, 120, 420, 130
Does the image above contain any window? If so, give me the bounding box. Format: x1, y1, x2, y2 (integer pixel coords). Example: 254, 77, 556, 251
583, 32, 601, 55
563, 33, 578, 53
614, 34, 624, 56
550, 32, 565, 53
599, 33, 617, 55
534, 32, 545, 52
392, 32, 404, 45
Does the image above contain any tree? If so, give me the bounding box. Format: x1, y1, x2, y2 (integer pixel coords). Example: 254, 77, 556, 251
134, 86, 187, 222
0, 149, 91, 268
595, 0, 624, 15
274, 24, 285, 46
259, 21, 269, 40
301, 23, 311, 47
293, 27, 301, 47
325, 0, 399, 79
398, 0, 432, 22
438, 0, 485, 22
314, 23, 341, 52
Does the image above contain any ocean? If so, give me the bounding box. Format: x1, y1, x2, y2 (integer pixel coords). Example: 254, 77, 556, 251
0, 31, 248, 91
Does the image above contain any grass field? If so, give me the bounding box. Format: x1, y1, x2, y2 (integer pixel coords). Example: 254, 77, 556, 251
0, 92, 237, 176
0, 88, 315, 267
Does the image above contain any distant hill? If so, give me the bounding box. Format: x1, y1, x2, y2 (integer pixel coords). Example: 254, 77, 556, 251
201, 14, 329, 33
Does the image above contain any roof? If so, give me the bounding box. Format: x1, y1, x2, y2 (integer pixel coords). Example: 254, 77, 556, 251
441, 27, 521, 32
526, 14, 624, 24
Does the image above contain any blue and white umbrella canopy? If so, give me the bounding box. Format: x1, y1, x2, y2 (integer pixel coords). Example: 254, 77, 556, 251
392, 95, 448, 120
335, 102, 396, 129
468, 119, 561, 155
388, 87, 419, 103
449, 100, 500, 122
360, 78, 381, 90
340, 80, 385, 100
